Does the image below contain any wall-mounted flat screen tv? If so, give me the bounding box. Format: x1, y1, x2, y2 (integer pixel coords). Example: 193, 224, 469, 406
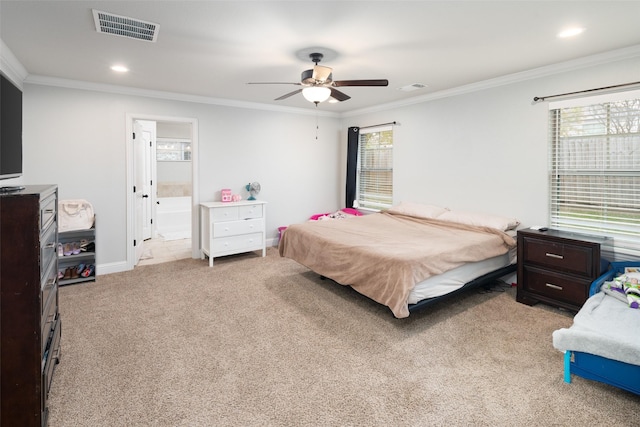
0, 73, 23, 180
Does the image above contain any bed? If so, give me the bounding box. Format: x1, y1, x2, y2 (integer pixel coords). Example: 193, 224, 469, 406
278, 202, 518, 318
552, 262, 640, 395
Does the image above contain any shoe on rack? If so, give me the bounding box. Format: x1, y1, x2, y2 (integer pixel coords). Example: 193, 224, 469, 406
57, 243, 63, 257
72, 242, 81, 255
76, 263, 85, 276
81, 242, 95, 253
63, 243, 73, 256
81, 264, 95, 278
63, 267, 72, 280
70, 266, 79, 279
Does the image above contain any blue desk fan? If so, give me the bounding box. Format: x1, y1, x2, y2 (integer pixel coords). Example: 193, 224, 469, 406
246, 182, 261, 200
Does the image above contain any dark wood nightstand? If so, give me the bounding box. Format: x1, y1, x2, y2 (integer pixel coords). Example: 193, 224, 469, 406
516, 228, 608, 311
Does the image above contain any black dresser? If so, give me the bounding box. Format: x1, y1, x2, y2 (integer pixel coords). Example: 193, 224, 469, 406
1, 185, 62, 426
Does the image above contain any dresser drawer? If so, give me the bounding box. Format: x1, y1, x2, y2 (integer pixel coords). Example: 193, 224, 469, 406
41, 286, 58, 354
522, 266, 590, 307
40, 192, 57, 231
213, 218, 262, 237
43, 315, 61, 396
238, 204, 263, 219
40, 222, 58, 280
41, 261, 57, 312
522, 237, 594, 277
212, 232, 263, 255
212, 206, 239, 222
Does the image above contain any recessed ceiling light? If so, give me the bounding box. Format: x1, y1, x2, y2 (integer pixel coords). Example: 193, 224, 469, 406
110, 65, 129, 73
558, 27, 585, 38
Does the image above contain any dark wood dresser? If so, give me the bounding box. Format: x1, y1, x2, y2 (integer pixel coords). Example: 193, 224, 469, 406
516, 228, 608, 311
1, 185, 61, 426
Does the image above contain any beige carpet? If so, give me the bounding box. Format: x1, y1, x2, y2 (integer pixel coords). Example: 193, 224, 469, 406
48, 247, 639, 426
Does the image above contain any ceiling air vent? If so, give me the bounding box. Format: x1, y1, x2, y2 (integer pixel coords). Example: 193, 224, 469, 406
93, 9, 159, 42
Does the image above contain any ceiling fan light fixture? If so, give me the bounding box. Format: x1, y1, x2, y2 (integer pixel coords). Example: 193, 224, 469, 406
302, 86, 331, 103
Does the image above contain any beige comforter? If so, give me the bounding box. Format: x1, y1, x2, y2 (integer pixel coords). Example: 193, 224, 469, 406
278, 212, 516, 318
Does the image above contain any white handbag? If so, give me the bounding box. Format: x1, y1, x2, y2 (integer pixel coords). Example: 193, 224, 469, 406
59, 199, 95, 231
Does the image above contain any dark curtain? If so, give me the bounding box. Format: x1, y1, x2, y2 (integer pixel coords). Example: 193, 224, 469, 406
345, 126, 359, 208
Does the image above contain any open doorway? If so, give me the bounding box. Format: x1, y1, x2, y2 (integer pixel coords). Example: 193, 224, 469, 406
126, 114, 199, 270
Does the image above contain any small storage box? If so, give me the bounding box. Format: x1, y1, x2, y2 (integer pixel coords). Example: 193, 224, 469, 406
221, 189, 232, 203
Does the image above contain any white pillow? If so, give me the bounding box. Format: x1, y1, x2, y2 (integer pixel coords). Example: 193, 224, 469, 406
386, 202, 449, 219
438, 210, 520, 231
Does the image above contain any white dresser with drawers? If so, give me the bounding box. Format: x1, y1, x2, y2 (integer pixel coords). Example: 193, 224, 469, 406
200, 200, 267, 266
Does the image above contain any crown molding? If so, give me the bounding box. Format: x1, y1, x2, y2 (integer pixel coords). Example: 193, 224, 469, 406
342, 44, 640, 118
0, 39, 28, 88
22, 74, 340, 118
7, 34, 640, 120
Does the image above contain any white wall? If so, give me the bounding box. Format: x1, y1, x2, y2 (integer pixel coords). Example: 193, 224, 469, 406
342, 55, 640, 229
10, 49, 640, 274
21, 85, 343, 270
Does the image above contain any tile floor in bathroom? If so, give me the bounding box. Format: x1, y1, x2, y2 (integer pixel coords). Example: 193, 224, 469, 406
137, 237, 192, 266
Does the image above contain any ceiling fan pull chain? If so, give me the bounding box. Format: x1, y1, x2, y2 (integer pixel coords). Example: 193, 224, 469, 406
315, 104, 319, 141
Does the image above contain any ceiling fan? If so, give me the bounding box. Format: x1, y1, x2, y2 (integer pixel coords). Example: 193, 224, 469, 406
248, 53, 389, 104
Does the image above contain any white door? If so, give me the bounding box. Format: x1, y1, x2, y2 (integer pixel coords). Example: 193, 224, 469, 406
133, 120, 149, 263
138, 122, 154, 240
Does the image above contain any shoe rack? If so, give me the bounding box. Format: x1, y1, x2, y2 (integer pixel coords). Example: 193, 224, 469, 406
58, 217, 96, 285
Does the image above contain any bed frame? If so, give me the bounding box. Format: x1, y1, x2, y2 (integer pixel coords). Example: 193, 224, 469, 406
408, 263, 516, 314
562, 261, 640, 395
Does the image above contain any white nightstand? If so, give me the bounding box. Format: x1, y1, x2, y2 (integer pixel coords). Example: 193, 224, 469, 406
200, 200, 267, 266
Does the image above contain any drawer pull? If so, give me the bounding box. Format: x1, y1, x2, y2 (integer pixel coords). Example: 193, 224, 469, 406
44, 209, 55, 214
45, 242, 56, 249
545, 283, 563, 291
545, 253, 564, 260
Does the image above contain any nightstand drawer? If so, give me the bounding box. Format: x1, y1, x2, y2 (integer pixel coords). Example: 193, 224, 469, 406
522, 267, 590, 307
522, 237, 594, 277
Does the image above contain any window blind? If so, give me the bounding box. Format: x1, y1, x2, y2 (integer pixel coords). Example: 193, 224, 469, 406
356, 125, 393, 210
549, 91, 640, 258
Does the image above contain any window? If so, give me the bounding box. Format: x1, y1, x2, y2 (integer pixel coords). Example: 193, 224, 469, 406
549, 90, 640, 257
156, 138, 192, 161
356, 126, 393, 210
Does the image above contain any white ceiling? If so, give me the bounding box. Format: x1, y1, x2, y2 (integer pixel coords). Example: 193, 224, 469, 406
2, 1, 640, 113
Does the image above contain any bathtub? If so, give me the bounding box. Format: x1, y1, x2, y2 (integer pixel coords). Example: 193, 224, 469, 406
156, 196, 191, 241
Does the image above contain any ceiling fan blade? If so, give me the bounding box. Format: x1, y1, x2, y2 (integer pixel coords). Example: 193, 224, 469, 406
247, 82, 301, 85
275, 88, 303, 101
333, 79, 389, 87
329, 88, 351, 102
312, 65, 333, 82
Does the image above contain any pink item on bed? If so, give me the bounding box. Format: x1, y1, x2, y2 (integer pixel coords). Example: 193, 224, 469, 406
342, 208, 363, 216
310, 212, 331, 221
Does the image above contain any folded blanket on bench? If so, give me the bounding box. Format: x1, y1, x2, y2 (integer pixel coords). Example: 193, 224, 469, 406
552, 291, 640, 366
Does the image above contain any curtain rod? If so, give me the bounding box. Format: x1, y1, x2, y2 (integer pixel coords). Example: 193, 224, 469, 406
533, 81, 640, 102
358, 121, 398, 130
